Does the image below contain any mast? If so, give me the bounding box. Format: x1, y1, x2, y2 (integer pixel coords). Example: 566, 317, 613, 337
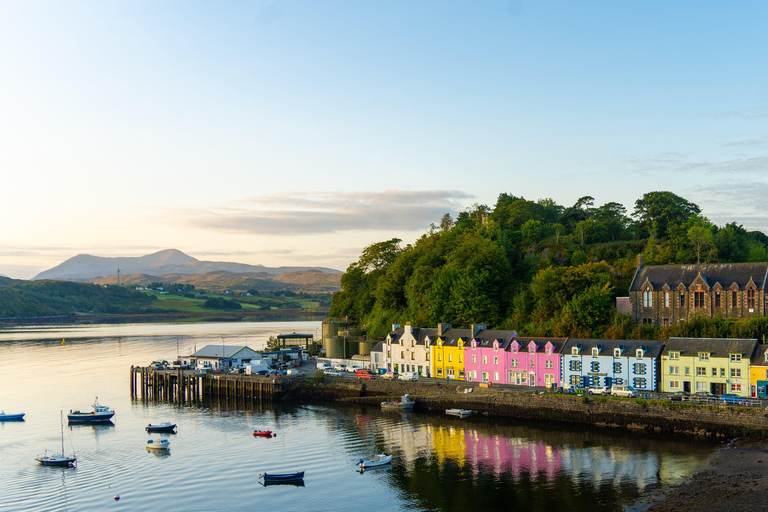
60, 410, 65, 456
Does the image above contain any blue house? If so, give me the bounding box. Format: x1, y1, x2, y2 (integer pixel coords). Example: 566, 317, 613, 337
560, 338, 664, 391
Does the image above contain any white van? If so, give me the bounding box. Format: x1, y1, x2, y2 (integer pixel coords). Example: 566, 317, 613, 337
398, 372, 418, 381
316, 362, 331, 370
610, 385, 637, 398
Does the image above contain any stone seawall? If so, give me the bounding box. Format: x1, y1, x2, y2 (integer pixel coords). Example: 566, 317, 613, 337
284, 378, 768, 437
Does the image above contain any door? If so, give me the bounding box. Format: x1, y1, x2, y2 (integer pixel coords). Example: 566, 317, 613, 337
545, 374, 555, 388
482, 372, 489, 383
529, 372, 536, 386
752, 385, 757, 398
683, 381, 691, 393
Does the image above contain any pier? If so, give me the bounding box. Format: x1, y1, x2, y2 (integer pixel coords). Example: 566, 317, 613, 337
130, 366, 285, 406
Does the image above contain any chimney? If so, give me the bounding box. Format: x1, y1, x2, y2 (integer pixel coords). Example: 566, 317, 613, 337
438, 323, 452, 336
404, 321, 413, 335
637, 254, 644, 269
392, 323, 400, 332
471, 324, 486, 337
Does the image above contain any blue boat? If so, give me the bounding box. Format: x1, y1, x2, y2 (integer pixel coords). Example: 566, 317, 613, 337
260, 471, 304, 484
0, 411, 25, 421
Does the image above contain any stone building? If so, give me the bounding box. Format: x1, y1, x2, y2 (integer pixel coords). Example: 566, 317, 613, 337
628, 256, 768, 326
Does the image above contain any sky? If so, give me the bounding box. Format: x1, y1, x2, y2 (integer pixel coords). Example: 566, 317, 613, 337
1, 1, 768, 279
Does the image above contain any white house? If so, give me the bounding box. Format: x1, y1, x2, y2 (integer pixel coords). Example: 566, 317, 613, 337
190, 345, 262, 370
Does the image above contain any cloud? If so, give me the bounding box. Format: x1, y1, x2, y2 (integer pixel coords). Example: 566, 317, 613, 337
723, 139, 768, 148
675, 156, 768, 175
689, 180, 768, 233
187, 190, 473, 236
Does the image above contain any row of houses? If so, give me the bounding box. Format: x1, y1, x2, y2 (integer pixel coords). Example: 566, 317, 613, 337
369, 323, 768, 398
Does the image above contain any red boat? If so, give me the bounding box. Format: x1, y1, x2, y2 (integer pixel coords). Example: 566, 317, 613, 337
253, 429, 273, 437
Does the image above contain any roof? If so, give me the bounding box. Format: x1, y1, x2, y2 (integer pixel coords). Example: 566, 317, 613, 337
629, 262, 768, 292
562, 338, 665, 358
751, 345, 768, 366
191, 345, 260, 359
662, 337, 758, 359
510, 337, 568, 354
371, 341, 384, 352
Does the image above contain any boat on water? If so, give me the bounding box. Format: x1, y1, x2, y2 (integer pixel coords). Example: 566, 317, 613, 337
146, 422, 176, 433
381, 393, 415, 410
68, 396, 114, 424
358, 454, 392, 468
36, 411, 76, 467
253, 429, 273, 437
0, 411, 25, 421
259, 471, 304, 484
146, 438, 170, 450
446, 408, 471, 418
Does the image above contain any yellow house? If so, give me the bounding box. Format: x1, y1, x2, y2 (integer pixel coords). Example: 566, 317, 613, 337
431, 337, 467, 380
749, 345, 768, 399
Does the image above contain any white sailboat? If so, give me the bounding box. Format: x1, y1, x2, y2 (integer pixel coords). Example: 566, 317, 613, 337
36, 411, 77, 467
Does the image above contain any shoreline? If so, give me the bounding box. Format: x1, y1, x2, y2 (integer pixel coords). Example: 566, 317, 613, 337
628, 438, 768, 512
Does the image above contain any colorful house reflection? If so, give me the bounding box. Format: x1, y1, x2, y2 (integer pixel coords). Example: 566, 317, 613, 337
464, 431, 562, 480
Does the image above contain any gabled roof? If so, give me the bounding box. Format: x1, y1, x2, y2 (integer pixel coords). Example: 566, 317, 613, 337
629, 263, 768, 292
750, 345, 768, 366
371, 341, 384, 353
510, 337, 568, 354
191, 345, 260, 359
662, 337, 758, 359
562, 338, 664, 358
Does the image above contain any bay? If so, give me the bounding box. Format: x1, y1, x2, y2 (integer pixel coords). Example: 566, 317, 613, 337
0, 321, 716, 511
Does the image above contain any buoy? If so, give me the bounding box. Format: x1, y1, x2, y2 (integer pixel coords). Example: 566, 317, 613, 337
114, 495, 120, 501
62, 339, 66, 345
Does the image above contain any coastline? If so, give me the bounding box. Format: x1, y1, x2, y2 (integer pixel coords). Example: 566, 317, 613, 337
629, 438, 768, 512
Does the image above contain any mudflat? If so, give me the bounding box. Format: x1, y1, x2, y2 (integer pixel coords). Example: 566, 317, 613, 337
633, 438, 768, 512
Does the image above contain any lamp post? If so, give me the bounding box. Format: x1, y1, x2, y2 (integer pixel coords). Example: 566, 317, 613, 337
221, 337, 226, 370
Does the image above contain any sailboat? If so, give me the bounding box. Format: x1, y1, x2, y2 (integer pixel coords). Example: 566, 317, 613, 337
36, 411, 77, 467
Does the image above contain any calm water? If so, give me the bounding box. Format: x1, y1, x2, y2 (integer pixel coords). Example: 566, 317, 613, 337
0, 321, 717, 511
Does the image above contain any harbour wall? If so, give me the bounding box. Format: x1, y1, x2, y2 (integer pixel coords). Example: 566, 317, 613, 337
284, 378, 768, 437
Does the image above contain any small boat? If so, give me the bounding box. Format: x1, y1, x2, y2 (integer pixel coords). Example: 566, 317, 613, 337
146, 438, 170, 450
446, 408, 471, 418
36, 411, 76, 467
358, 454, 392, 468
68, 396, 114, 424
146, 422, 176, 433
0, 411, 25, 421
253, 429, 274, 437
260, 471, 304, 484
381, 393, 415, 410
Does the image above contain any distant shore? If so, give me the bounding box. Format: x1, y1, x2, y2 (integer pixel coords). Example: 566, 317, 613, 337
0, 310, 328, 326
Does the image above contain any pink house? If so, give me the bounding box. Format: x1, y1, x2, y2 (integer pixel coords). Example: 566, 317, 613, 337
464, 330, 517, 384
507, 337, 566, 388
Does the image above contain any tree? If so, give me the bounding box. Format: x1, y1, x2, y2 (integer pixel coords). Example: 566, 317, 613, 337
439, 213, 454, 231
688, 224, 713, 264
357, 238, 402, 272
633, 191, 701, 240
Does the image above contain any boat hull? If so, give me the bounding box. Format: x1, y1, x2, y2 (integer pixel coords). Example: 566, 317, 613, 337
0, 413, 25, 421
36, 455, 76, 467
261, 471, 304, 483
359, 455, 392, 468
146, 440, 170, 450
446, 409, 471, 418
68, 412, 115, 424
146, 423, 176, 433
380, 402, 414, 410
253, 430, 273, 437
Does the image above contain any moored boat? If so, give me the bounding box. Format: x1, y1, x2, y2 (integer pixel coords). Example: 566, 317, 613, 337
358, 454, 392, 468
259, 471, 304, 484
0, 411, 25, 421
381, 393, 415, 410
445, 408, 471, 418
253, 429, 273, 437
68, 396, 114, 424
36, 411, 76, 467
146, 438, 170, 450
146, 422, 176, 433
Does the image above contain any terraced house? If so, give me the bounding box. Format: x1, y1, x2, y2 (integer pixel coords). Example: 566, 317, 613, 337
430, 323, 474, 380
506, 337, 565, 388
464, 329, 519, 384
560, 338, 663, 391
749, 345, 768, 399
660, 337, 758, 397
629, 259, 768, 326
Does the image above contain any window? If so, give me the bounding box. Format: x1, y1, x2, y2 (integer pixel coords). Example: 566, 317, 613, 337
633, 378, 646, 389
698, 352, 709, 361
636, 349, 644, 358
715, 291, 721, 308
684, 367, 690, 375
483, 355, 487, 364
730, 354, 742, 362
732, 383, 742, 392
529, 359, 535, 368
570, 375, 581, 385
696, 382, 707, 391
664, 291, 670, 308
748, 288, 756, 309
448, 354, 452, 362
694, 291, 704, 308
614, 362, 622, 373
569, 361, 581, 371
545, 360, 553, 369
614, 348, 621, 357
511, 359, 519, 368
669, 352, 679, 360
696, 367, 706, 376
731, 368, 741, 378
669, 380, 680, 389
711, 368, 717, 377
633, 363, 646, 374
411, 353, 415, 360
732, 290, 738, 306
400, 351, 404, 359
614, 378, 623, 385
592, 347, 599, 357
591, 362, 600, 372
459, 355, 463, 363
493, 356, 498, 365
643, 289, 653, 307
494, 344, 498, 352
472, 355, 476, 364
436, 368, 442, 376
494, 372, 499, 381
765, 369, 768, 380
387, 350, 391, 358
546, 346, 552, 355
720, 368, 726, 377
438, 354, 442, 361
670, 366, 679, 375
571, 347, 579, 355
642, 317, 653, 325
680, 293, 685, 307
473, 370, 477, 379
426, 353, 430, 360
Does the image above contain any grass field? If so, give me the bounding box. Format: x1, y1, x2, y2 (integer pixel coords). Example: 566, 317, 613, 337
142, 291, 321, 313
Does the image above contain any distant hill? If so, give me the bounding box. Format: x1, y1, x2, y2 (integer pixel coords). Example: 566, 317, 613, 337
34, 249, 341, 282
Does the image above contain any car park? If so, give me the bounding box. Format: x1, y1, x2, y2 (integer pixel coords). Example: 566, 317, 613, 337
587, 386, 610, 396
610, 385, 637, 398
720, 393, 747, 405
324, 369, 343, 377
668, 391, 691, 401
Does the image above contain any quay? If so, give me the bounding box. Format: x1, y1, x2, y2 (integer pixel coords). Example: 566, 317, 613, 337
130, 366, 285, 406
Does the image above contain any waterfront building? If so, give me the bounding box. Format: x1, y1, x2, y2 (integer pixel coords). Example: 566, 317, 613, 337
431, 324, 473, 380
464, 329, 518, 384
560, 338, 663, 391
506, 337, 566, 388
659, 337, 757, 397
382, 323, 435, 376
749, 345, 768, 399
370, 341, 386, 373
629, 257, 768, 326
189, 345, 262, 370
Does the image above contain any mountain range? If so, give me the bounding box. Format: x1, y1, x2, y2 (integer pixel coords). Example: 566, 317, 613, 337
32, 249, 341, 290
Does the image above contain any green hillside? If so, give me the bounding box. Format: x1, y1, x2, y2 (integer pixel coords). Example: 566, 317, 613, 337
329, 191, 768, 340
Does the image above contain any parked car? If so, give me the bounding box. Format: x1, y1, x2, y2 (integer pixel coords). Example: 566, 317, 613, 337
324, 369, 343, 377
355, 369, 375, 379
720, 393, 747, 405
398, 372, 418, 381
380, 372, 396, 380
345, 365, 363, 373
333, 364, 346, 372
587, 386, 610, 396
694, 391, 716, 401
610, 385, 637, 398
668, 391, 691, 402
